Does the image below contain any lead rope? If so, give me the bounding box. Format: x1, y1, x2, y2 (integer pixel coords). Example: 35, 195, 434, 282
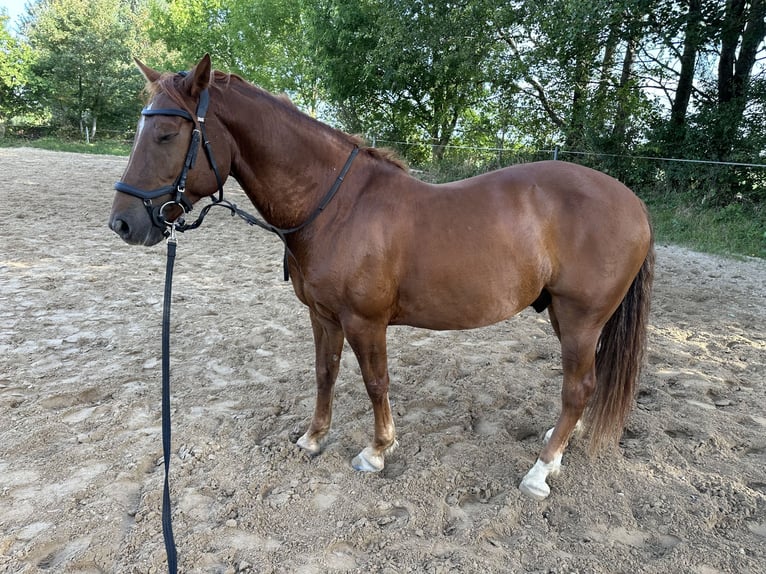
153, 146, 358, 572
161, 227, 178, 573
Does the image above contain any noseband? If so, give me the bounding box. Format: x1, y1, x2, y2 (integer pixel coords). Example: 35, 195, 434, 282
114, 73, 224, 233
114, 72, 360, 280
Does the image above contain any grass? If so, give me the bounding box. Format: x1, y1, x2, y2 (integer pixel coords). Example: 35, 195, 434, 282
0, 136, 132, 156
646, 196, 766, 259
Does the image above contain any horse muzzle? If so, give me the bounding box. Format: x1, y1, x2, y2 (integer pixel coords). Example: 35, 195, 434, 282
110, 182, 192, 245
109, 204, 168, 246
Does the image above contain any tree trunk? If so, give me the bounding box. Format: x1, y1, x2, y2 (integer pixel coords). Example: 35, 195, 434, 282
611, 34, 637, 150
718, 0, 746, 105
714, 0, 766, 159
669, 0, 703, 133
565, 55, 590, 149
593, 18, 619, 112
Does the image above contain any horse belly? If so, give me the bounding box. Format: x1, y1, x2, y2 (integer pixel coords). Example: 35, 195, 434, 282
392, 257, 543, 330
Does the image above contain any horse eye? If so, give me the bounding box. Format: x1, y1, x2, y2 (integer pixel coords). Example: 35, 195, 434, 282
159, 132, 179, 143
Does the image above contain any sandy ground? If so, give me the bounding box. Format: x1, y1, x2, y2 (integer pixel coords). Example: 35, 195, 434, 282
0, 147, 764, 574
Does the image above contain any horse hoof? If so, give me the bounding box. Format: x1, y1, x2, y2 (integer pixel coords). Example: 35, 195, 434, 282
519, 476, 550, 501
296, 431, 323, 456
351, 441, 398, 473
352, 447, 384, 472
519, 456, 562, 501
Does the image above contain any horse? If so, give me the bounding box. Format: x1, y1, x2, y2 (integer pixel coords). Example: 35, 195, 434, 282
109, 55, 654, 500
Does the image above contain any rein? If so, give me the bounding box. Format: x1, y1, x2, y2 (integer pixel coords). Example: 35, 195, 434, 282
114, 74, 359, 280
176, 144, 359, 281
115, 77, 358, 573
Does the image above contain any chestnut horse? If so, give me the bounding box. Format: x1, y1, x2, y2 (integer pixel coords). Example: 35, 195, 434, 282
109, 55, 654, 500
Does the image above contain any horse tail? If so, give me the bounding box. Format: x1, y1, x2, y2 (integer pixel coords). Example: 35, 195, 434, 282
586, 231, 655, 454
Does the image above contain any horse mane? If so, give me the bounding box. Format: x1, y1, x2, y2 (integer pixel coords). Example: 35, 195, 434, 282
350, 135, 409, 172
145, 70, 409, 173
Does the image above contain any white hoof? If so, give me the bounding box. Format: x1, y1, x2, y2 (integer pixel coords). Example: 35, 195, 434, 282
519, 474, 550, 501
519, 456, 562, 501
351, 441, 399, 473
296, 431, 323, 456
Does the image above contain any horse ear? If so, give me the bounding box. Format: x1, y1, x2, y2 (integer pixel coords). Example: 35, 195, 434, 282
134, 58, 162, 83
184, 54, 212, 97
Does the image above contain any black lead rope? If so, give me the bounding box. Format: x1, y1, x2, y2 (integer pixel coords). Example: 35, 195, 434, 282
161, 230, 178, 573
117, 76, 361, 572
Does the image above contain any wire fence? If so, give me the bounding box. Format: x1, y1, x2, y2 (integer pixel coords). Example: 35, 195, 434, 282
373, 137, 766, 206
1, 124, 134, 144
2, 124, 764, 206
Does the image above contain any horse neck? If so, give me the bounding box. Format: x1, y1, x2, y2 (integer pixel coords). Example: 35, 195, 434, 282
218, 85, 356, 230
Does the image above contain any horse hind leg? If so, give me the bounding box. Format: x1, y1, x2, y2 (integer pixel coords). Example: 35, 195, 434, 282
542, 307, 582, 449
544, 419, 583, 445
296, 311, 345, 455
519, 304, 601, 500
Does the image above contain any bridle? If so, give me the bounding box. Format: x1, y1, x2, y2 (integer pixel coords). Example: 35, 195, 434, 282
113, 73, 225, 233
113, 73, 359, 574
113, 72, 360, 262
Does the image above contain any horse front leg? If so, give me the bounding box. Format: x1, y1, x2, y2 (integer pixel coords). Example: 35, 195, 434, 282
344, 319, 397, 472
296, 310, 345, 455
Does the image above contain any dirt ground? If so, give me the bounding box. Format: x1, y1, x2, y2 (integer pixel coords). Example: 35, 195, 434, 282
0, 147, 764, 574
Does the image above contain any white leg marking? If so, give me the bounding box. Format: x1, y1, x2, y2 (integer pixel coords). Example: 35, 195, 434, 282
351, 440, 399, 473
296, 431, 323, 455
519, 454, 563, 501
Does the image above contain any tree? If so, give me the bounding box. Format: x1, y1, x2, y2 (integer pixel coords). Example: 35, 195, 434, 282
148, 0, 320, 111
494, 0, 657, 152
645, 0, 765, 160
710, 0, 766, 159
668, 0, 707, 139
311, 0, 499, 161
24, 0, 166, 138
0, 11, 32, 124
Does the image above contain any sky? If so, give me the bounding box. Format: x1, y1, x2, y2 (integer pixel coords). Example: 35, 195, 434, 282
1, 0, 29, 31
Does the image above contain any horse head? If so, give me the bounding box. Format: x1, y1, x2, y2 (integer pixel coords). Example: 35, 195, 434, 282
109, 54, 231, 245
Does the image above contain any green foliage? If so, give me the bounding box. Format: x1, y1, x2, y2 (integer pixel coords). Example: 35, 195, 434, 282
0, 11, 33, 121
647, 195, 766, 259
311, 0, 501, 160
2, 0, 763, 241
147, 0, 320, 110
23, 0, 167, 137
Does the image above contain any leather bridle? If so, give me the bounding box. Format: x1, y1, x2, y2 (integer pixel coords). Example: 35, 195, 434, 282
113, 73, 359, 257
113, 72, 360, 573
114, 74, 224, 233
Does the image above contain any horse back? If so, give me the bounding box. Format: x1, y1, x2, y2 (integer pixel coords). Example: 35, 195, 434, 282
297, 160, 652, 331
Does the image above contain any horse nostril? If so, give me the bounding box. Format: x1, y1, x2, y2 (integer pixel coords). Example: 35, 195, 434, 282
109, 217, 130, 238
